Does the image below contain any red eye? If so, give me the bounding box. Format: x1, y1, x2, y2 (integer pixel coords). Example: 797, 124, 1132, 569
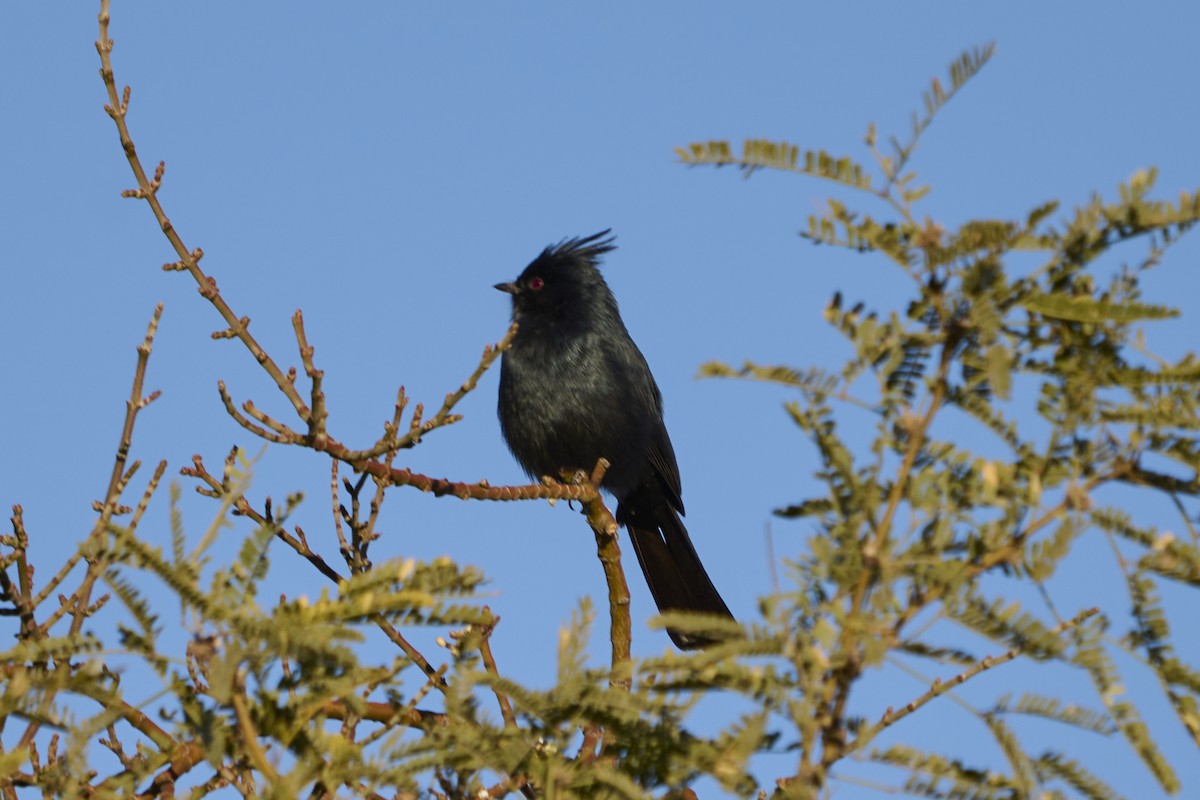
529, 276, 545, 291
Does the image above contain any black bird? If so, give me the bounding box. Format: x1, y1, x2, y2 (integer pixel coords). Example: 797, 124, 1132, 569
495, 231, 733, 649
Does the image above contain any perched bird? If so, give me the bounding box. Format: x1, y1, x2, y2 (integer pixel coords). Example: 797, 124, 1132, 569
495, 230, 733, 649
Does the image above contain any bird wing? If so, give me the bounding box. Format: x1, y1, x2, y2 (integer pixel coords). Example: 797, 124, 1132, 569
648, 435, 684, 515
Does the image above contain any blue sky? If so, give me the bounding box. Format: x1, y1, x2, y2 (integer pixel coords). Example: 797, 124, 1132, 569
2, 4, 1198, 797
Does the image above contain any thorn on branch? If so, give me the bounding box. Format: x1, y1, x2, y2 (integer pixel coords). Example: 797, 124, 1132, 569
92, 501, 132, 515
198, 276, 217, 300
148, 160, 164, 192
408, 403, 425, 442
426, 414, 462, 433
164, 246, 204, 273
119, 459, 142, 487
223, 447, 238, 485
137, 305, 163, 357
99, 75, 127, 119
121, 160, 164, 199
212, 317, 250, 340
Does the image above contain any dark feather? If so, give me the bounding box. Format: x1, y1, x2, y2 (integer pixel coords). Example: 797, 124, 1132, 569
496, 231, 734, 649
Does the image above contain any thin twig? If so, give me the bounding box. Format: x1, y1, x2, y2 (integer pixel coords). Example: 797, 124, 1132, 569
293, 310, 327, 439
243, 399, 303, 441
97, 3, 310, 423
181, 454, 344, 584
820, 338, 953, 776
331, 460, 351, 564
3, 507, 36, 639
322, 442, 606, 504
580, 460, 631, 687
851, 607, 1100, 753
231, 672, 279, 783
216, 382, 298, 444
336, 325, 517, 461
477, 609, 517, 729
20, 304, 165, 755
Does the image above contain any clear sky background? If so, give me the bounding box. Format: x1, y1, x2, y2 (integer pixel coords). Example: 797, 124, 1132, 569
2, 4, 1198, 798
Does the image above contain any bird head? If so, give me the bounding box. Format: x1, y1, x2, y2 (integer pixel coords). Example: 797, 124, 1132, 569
495, 230, 617, 324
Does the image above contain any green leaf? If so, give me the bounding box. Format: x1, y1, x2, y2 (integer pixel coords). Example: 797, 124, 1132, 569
1020, 294, 1179, 323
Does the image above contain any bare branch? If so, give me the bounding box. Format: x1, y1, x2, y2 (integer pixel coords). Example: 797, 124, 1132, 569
853, 607, 1100, 753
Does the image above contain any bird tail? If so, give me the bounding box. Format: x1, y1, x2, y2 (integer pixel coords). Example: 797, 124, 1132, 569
624, 507, 734, 650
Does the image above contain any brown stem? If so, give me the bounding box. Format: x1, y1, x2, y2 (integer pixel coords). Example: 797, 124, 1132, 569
2, 507, 36, 639
95, 739, 206, 798
182, 454, 445, 686
293, 310, 327, 440
19, 304, 165, 755
97, 3, 310, 424
577, 460, 632, 694
183, 454, 343, 585
819, 334, 953, 782
320, 440, 604, 504
231, 671, 279, 783
852, 607, 1100, 754
478, 609, 517, 728
128, 461, 168, 534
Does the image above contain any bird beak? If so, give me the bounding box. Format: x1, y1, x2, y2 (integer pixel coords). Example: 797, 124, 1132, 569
494, 282, 520, 295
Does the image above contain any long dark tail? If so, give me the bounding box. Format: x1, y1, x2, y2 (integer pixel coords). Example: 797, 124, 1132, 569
621, 504, 734, 650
